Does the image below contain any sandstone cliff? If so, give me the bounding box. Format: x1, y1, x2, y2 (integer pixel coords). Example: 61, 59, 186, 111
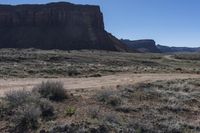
157, 44, 200, 53
122, 39, 161, 53
0, 2, 127, 51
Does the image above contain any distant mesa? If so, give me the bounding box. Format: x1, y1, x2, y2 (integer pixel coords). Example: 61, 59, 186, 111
0, 2, 128, 51
157, 45, 200, 53
0, 2, 198, 53
122, 39, 161, 53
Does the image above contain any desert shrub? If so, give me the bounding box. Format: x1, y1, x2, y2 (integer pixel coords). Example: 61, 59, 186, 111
174, 54, 200, 61
96, 90, 122, 106
34, 81, 67, 101
3, 89, 55, 132
106, 95, 122, 106
188, 79, 200, 87
4, 89, 55, 117
0, 99, 9, 118
68, 69, 80, 76
103, 113, 120, 124
11, 105, 41, 133
65, 106, 76, 117
115, 106, 133, 113
87, 107, 100, 119
49, 122, 110, 133
96, 90, 112, 103
175, 68, 182, 71
89, 73, 102, 77
5, 89, 39, 108
39, 99, 54, 118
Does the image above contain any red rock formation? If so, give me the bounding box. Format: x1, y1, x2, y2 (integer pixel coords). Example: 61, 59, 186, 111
122, 39, 161, 53
0, 2, 128, 51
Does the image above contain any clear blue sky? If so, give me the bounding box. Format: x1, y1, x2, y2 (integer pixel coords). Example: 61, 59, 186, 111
0, 0, 200, 47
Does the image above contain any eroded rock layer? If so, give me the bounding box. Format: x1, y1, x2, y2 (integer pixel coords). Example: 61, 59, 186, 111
0, 2, 127, 51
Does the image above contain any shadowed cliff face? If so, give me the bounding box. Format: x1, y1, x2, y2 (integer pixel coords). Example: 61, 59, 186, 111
157, 45, 200, 53
0, 2, 127, 51
122, 39, 161, 53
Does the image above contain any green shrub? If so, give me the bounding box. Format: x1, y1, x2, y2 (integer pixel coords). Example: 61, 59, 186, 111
65, 106, 76, 117
34, 81, 67, 101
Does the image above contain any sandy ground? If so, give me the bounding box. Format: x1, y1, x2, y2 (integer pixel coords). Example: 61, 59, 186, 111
0, 73, 200, 96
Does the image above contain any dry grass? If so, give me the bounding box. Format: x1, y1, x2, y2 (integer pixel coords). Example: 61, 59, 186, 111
174, 53, 200, 61
1, 49, 200, 132
1, 49, 200, 78
1, 78, 200, 132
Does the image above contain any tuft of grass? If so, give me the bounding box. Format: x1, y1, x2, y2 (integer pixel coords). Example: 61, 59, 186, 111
34, 81, 67, 101
65, 106, 76, 117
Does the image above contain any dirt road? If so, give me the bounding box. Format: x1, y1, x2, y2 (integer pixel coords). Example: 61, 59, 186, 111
164, 55, 181, 61
0, 73, 200, 96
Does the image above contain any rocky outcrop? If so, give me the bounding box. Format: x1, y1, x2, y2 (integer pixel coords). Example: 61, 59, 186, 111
121, 39, 161, 53
0, 2, 127, 51
157, 45, 200, 53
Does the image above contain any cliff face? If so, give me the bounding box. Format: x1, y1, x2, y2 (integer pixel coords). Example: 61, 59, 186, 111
0, 2, 127, 51
121, 39, 161, 53
157, 45, 200, 53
